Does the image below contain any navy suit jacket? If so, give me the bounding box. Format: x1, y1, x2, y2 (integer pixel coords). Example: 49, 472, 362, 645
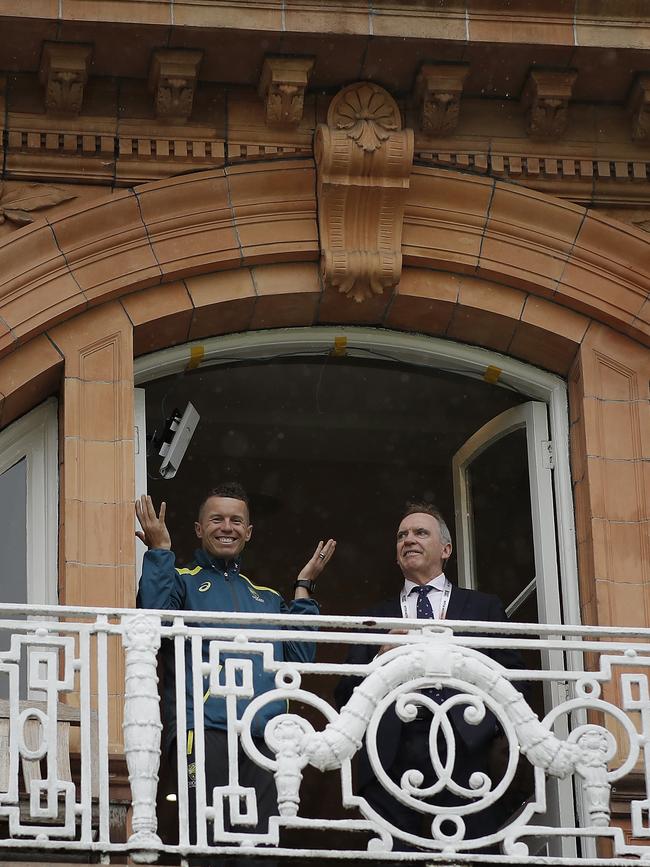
334, 584, 526, 791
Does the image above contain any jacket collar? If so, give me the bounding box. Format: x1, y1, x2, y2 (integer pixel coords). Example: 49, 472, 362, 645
194, 548, 241, 574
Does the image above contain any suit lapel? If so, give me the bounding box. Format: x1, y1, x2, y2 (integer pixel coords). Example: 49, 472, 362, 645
365, 596, 402, 619
387, 596, 402, 618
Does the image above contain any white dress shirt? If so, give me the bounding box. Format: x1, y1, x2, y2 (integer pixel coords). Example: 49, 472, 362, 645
402, 572, 448, 619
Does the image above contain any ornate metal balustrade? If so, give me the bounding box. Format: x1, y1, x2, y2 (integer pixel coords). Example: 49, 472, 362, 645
0, 603, 648, 863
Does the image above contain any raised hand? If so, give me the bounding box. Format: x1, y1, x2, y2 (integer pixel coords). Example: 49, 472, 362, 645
295, 538, 336, 587
135, 494, 172, 550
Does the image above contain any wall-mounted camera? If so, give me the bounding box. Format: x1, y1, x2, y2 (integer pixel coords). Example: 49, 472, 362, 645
154, 402, 200, 479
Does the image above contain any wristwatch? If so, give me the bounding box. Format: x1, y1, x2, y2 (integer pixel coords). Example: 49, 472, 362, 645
293, 578, 316, 594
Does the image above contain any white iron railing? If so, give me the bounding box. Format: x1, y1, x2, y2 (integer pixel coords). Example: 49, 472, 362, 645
0, 604, 648, 863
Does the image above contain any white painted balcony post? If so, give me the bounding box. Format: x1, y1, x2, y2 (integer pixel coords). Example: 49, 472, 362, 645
122, 612, 163, 863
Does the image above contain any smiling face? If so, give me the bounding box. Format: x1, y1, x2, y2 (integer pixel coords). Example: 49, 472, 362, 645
396, 512, 452, 585
194, 495, 252, 561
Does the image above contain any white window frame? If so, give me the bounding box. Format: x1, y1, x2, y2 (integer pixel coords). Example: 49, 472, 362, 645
452, 401, 576, 855
0, 398, 58, 605
133, 326, 579, 629
452, 401, 562, 624
133, 326, 585, 852
134, 388, 148, 583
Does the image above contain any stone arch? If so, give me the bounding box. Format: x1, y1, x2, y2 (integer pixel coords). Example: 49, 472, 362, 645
0, 159, 648, 372
0, 158, 647, 651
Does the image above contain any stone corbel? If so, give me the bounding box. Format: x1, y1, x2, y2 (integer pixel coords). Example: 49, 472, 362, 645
39, 43, 92, 115
522, 69, 577, 138
315, 82, 414, 304
628, 74, 650, 141
148, 49, 202, 123
415, 63, 469, 136
258, 56, 314, 127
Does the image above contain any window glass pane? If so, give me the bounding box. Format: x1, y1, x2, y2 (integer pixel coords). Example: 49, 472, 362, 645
468, 427, 535, 614
0, 457, 27, 699
467, 430, 543, 718
143, 358, 526, 610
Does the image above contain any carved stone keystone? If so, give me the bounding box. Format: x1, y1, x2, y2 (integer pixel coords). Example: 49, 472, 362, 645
39, 43, 92, 115
522, 69, 577, 139
148, 49, 202, 122
415, 63, 469, 136
258, 56, 314, 127
628, 74, 650, 141
315, 82, 414, 303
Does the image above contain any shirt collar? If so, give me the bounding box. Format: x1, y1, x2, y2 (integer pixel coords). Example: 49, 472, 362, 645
404, 572, 446, 596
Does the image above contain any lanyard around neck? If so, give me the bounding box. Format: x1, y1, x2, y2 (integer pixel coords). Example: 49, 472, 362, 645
400, 577, 452, 621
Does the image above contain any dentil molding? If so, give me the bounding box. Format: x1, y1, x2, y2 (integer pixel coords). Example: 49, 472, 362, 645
314, 82, 414, 303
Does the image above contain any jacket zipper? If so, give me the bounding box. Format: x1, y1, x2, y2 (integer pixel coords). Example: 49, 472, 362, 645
222, 569, 240, 612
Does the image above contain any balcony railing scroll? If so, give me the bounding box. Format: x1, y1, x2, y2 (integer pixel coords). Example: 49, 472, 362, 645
0, 603, 648, 862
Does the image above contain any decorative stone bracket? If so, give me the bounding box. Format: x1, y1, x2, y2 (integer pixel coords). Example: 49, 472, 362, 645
522, 69, 577, 139
148, 49, 202, 123
315, 82, 414, 303
39, 43, 92, 115
628, 74, 650, 141
415, 63, 469, 136
258, 56, 314, 127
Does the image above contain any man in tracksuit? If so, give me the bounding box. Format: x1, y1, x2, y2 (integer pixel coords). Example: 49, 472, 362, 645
135, 482, 335, 843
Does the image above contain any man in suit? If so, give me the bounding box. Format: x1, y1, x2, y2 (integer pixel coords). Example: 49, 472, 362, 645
335, 501, 525, 846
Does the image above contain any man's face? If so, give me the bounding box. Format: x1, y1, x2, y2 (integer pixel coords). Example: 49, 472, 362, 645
396, 512, 452, 582
195, 496, 252, 560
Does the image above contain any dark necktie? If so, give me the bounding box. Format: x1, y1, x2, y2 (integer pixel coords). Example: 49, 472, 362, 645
410, 587, 441, 710
412, 585, 434, 619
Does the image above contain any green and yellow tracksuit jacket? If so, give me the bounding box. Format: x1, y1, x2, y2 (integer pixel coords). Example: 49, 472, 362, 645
136, 547, 319, 751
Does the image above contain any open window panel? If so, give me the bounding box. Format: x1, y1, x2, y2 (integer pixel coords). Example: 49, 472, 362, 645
134, 388, 148, 583
133, 338, 580, 854
0, 400, 58, 701
452, 402, 576, 857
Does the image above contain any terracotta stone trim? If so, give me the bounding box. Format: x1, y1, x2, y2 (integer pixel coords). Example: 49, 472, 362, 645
6, 2, 650, 52
315, 82, 414, 304
258, 56, 315, 128
148, 49, 203, 123
47, 301, 135, 751
5, 125, 650, 205
0, 161, 648, 373
414, 63, 469, 137
628, 74, 650, 142
228, 143, 312, 161
414, 150, 650, 203
39, 43, 93, 117
0, 334, 62, 429
569, 323, 650, 628
5, 126, 227, 185
522, 69, 578, 140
